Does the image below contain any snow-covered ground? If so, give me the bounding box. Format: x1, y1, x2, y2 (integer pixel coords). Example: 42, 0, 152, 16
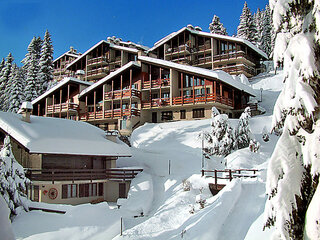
11, 71, 283, 240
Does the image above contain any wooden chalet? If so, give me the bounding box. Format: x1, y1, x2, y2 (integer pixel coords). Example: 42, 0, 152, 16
31, 77, 92, 120
76, 56, 256, 135
0, 108, 142, 204
148, 25, 268, 78
65, 38, 148, 83
53, 47, 81, 82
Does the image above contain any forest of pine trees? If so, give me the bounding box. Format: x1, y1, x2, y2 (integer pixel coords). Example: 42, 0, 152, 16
0, 30, 53, 113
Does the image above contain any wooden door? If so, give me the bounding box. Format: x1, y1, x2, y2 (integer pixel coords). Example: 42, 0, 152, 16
152, 112, 157, 123
119, 183, 126, 198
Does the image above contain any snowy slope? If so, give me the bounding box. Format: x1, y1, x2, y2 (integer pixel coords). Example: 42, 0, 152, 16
11, 71, 283, 240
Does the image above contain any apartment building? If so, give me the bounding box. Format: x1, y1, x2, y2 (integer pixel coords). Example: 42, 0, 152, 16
148, 25, 268, 78
53, 47, 81, 82
76, 56, 256, 135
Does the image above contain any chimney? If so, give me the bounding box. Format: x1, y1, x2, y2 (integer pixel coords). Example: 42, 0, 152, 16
19, 102, 33, 123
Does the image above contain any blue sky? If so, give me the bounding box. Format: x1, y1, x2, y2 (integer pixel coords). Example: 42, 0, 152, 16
0, 0, 268, 65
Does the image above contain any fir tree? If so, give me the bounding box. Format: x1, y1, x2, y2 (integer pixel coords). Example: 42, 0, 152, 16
8, 66, 25, 113
254, 9, 264, 50
0, 58, 5, 78
237, 2, 257, 43
0, 136, 30, 217
264, 0, 320, 239
24, 37, 40, 102
38, 30, 53, 95
261, 5, 273, 57
235, 107, 251, 149
209, 15, 227, 35
0, 53, 14, 111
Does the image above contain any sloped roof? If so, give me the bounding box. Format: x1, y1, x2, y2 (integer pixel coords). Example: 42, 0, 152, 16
53, 52, 81, 64
79, 61, 141, 98
138, 56, 257, 96
149, 27, 268, 59
0, 111, 131, 157
32, 77, 92, 105
65, 40, 141, 70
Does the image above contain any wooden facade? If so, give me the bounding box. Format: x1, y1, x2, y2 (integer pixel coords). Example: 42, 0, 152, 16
53, 47, 81, 82
77, 57, 254, 134
149, 27, 267, 78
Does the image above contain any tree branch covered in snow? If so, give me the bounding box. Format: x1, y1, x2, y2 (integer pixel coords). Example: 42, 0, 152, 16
265, 0, 320, 239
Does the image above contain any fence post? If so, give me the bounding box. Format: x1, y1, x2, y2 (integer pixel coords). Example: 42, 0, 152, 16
214, 170, 217, 187
168, 160, 171, 175
120, 217, 123, 236
201, 169, 204, 177
229, 169, 232, 182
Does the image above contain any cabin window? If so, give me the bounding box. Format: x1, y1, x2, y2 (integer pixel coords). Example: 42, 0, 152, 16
79, 183, 99, 198
62, 184, 77, 199
193, 108, 205, 118
120, 120, 127, 130
161, 92, 170, 98
180, 110, 186, 119
98, 183, 104, 196
161, 111, 173, 121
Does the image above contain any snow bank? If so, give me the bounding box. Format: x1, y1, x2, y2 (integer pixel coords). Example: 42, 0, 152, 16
0, 195, 15, 240
120, 172, 153, 216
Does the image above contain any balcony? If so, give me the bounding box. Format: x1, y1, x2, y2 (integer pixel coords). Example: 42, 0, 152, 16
87, 56, 108, 67
142, 78, 170, 89
192, 56, 212, 66
79, 108, 141, 121
26, 168, 143, 183
165, 42, 192, 56
105, 89, 141, 100
86, 67, 108, 79
216, 64, 256, 77
47, 103, 79, 114
172, 94, 233, 107
141, 98, 170, 108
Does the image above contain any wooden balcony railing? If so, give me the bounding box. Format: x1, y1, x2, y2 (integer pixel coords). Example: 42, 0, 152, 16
172, 94, 233, 107
87, 56, 107, 66
87, 68, 108, 77
105, 89, 141, 100
217, 64, 256, 76
142, 78, 170, 89
141, 98, 170, 108
26, 168, 143, 183
47, 103, 79, 114
79, 108, 141, 121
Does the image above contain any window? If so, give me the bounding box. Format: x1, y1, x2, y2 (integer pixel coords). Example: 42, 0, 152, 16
79, 183, 99, 198
180, 110, 186, 119
161, 111, 173, 121
120, 120, 127, 130
62, 184, 77, 199
193, 108, 205, 118
161, 92, 170, 98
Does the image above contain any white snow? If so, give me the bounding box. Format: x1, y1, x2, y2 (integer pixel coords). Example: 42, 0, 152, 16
0, 195, 15, 240
0, 111, 131, 156
11, 71, 284, 239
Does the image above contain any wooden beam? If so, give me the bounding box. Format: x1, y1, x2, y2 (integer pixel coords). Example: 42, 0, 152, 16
52, 94, 55, 117
38, 104, 40, 116
59, 89, 62, 118
192, 76, 195, 104
120, 75, 123, 117
181, 73, 184, 106
67, 84, 70, 119
94, 91, 96, 120
130, 69, 132, 115
214, 81, 216, 100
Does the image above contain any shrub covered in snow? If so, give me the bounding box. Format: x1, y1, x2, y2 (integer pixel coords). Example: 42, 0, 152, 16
235, 107, 252, 149
249, 139, 260, 153
0, 136, 30, 217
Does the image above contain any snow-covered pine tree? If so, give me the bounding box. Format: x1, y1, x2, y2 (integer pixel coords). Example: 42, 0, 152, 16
38, 30, 53, 96
237, 2, 257, 44
264, 1, 320, 239
24, 37, 40, 102
235, 107, 251, 149
203, 107, 235, 157
209, 15, 227, 35
255, 8, 264, 50
3, 63, 18, 112
8, 66, 25, 113
261, 4, 273, 57
0, 136, 30, 217
0, 53, 14, 111
0, 58, 5, 78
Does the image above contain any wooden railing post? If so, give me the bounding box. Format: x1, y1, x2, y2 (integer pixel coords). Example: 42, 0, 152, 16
229, 169, 233, 182
214, 170, 217, 186
201, 169, 205, 177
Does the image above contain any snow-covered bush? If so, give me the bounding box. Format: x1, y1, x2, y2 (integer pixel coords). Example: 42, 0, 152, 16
262, 127, 269, 142
235, 107, 252, 149
249, 139, 260, 153
0, 136, 30, 217
182, 179, 191, 191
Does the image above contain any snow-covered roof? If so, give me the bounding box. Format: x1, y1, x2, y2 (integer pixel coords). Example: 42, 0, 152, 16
0, 111, 131, 156
138, 56, 256, 96
53, 52, 81, 64
149, 27, 268, 59
66, 40, 142, 70
79, 61, 141, 98
32, 77, 92, 105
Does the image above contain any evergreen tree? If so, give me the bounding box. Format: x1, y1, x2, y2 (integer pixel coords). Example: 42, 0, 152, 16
0, 136, 30, 217
0, 58, 5, 78
254, 9, 264, 50
209, 15, 227, 35
264, 0, 320, 239
38, 30, 52, 95
237, 2, 257, 43
8, 66, 25, 113
261, 5, 273, 57
235, 107, 251, 149
24, 37, 40, 102
0, 53, 14, 111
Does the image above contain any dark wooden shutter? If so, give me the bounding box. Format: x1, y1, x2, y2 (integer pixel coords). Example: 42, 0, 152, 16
98, 183, 103, 196
62, 185, 68, 199
79, 184, 85, 198
119, 183, 126, 198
